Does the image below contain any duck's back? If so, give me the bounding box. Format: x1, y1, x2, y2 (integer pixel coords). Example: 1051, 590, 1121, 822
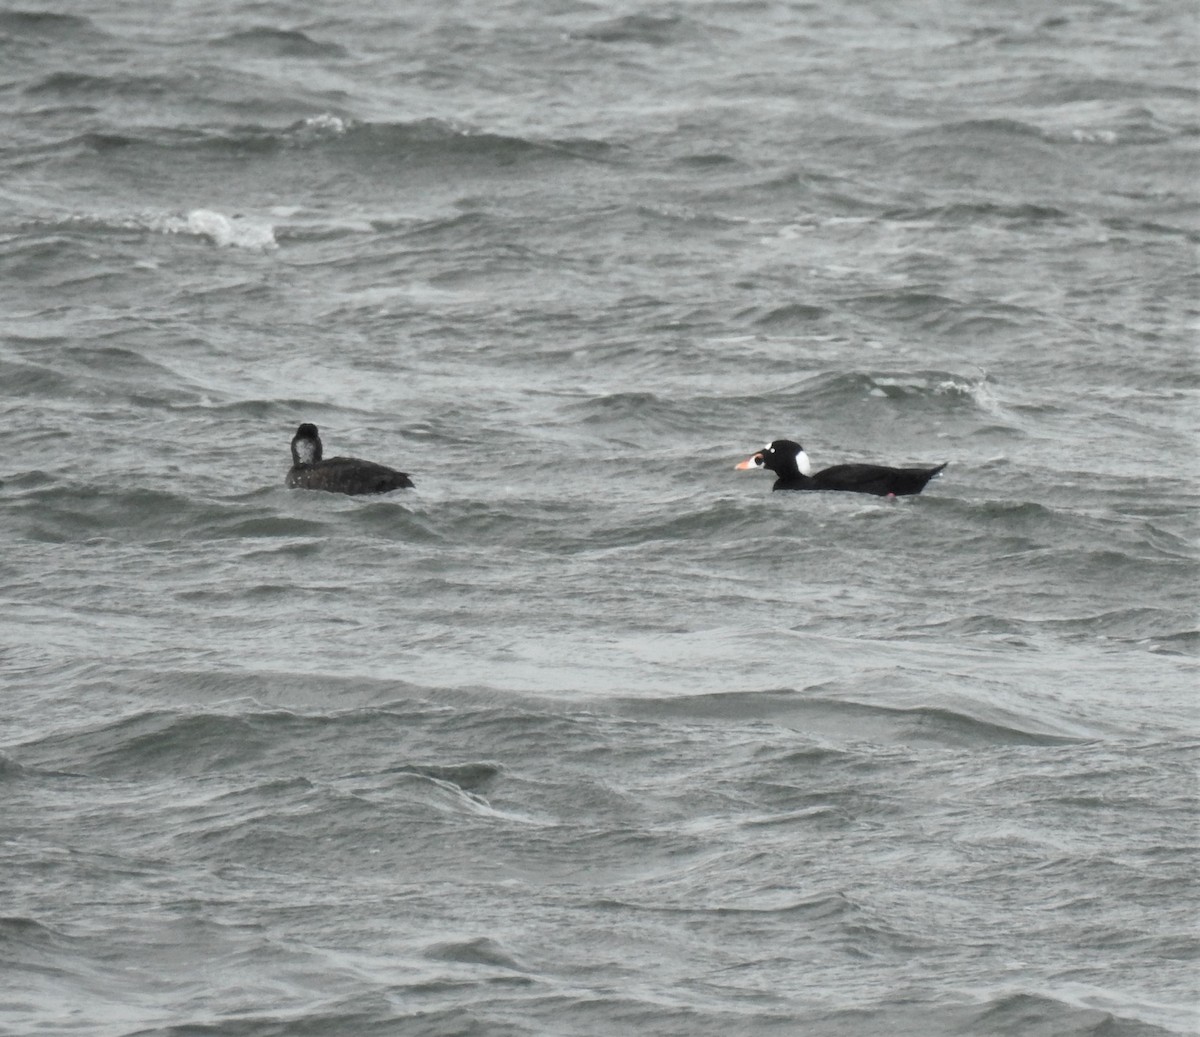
810, 462, 946, 496
287, 456, 414, 495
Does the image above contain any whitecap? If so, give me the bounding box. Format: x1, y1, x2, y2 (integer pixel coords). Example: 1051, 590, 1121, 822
183, 208, 277, 250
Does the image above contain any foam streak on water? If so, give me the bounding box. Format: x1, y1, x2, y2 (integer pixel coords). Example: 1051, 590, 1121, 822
1, 1, 1197, 1034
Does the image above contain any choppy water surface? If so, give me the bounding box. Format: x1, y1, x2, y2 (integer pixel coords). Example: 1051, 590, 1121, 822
2, 1, 1197, 1034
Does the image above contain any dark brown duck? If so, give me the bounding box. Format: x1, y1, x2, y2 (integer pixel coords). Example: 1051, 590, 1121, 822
286, 423, 414, 495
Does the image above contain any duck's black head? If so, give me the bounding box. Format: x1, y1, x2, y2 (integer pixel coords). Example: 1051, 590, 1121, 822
290, 423, 323, 466
735, 439, 813, 479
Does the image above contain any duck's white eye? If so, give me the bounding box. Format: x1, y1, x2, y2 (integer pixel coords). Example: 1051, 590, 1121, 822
762, 442, 773, 453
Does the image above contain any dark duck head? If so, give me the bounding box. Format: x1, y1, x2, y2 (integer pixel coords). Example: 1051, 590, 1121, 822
737, 438, 945, 496
286, 423, 414, 495
735, 439, 814, 490
290, 423, 323, 467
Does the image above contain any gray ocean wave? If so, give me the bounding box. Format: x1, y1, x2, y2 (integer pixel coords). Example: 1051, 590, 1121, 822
27, 116, 614, 168
2, 0, 1196, 1032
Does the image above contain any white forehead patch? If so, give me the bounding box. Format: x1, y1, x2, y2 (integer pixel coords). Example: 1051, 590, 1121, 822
294, 439, 316, 464
796, 449, 812, 476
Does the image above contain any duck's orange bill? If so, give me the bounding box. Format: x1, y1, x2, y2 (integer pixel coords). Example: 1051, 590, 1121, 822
735, 455, 762, 470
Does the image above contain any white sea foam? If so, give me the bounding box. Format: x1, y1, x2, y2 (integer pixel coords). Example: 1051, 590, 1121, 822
300, 112, 349, 135
148, 209, 277, 250
182, 209, 277, 250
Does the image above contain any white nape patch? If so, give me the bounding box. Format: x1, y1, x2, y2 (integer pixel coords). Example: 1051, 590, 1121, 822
796, 449, 812, 476
294, 439, 317, 464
